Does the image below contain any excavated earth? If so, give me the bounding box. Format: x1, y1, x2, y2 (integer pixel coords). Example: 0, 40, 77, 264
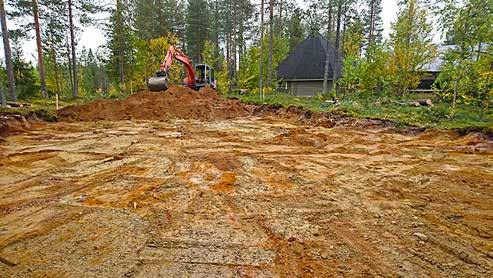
0, 86, 492, 277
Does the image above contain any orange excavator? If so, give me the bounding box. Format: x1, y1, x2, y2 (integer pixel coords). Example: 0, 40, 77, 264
147, 46, 216, 92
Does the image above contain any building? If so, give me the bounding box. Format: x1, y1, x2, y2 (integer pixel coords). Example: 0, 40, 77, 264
417, 43, 489, 92
277, 35, 342, 97
416, 45, 457, 92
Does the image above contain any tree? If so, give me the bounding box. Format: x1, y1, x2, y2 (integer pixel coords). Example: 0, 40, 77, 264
67, 0, 78, 97
33, 0, 47, 98
433, 0, 493, 114
266, 0, 274, 88
65, 0, 102, 97
259, 0, 264, 98
364, 0, 383, 47
0, 0, 16, 100
389, 0, 436, 95
331, 0, 343, 93
238, 35, 289, 91
322, 0, 334, 94
11, 0, 48, 98
106, 0, 134, 89
185, 0, 210, 63
11, 37, 39, 99
287, 7, 304, 51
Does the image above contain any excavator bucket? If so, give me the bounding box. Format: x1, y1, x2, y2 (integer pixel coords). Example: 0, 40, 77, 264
148, 72, 169, 92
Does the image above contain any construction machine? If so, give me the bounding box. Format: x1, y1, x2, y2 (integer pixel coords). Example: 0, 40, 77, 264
148, 46, 216, 92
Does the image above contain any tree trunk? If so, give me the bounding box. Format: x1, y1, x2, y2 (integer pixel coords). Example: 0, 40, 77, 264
32, 0, 47, 98
0, 0, 16, 101
0, 84, 6, 107
226, 22, 231, 94
68, 0, 78, 97
116, 0, 125, 85
331, 1, 342, 93
259, 0, 264, 99
233, 3, 237, 79
67, 40, 74, 93
266, 0, 274, 88
368, 0, 375, 46
322, 0, 333, 94
214, 0, 219, 69
278, 0, 283, 34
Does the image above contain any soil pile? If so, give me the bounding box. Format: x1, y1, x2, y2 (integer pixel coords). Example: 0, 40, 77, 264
0, 110, 54, 138
57, 86, 252, 121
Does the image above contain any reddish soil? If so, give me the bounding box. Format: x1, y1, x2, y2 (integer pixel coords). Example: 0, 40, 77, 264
57, 86, 252, 122
1, 118, 491, 277
1, 87, 492, 276
0, 114, 47, 138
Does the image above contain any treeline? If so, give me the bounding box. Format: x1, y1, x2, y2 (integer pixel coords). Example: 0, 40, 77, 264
0, 0, 491, 112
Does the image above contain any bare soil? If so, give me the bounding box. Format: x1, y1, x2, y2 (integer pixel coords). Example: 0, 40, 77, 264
57, 86, 251, 122
0, 87, 492, 277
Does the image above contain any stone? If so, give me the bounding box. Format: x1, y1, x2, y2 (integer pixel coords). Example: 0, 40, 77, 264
413, 232, 428, 242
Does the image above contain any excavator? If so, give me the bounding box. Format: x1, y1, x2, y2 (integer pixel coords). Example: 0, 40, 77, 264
147, 46, 216, 92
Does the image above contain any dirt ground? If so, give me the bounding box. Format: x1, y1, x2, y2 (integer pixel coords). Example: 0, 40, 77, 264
56, 86, 251, 122
0, 88, 492, 277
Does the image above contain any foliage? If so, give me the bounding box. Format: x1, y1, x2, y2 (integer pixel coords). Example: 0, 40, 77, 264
339, 43, 392, 97
105, 0, 134, 90
388, 0, 436, 96
362, 0, 383, 46
133, 36, 181, 91
433, 0, 493, 117
185, 0, 210, 63
201, 40, 222, 69
237, 35, 289, 92
230, 91, 493, 131
287, 8, 305, 51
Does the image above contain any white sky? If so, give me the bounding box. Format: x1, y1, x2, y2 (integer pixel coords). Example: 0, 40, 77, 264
4, 0, 439, 64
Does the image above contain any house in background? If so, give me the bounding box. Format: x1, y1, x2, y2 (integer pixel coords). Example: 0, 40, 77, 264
416, 43, 489, 92
415, 45, 457, 92
277, 35, 342, 97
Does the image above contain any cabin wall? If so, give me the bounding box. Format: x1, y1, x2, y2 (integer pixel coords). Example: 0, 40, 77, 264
288, 80, 329, 97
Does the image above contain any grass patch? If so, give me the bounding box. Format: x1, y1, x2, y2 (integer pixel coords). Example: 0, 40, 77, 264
229, 92, 493, 132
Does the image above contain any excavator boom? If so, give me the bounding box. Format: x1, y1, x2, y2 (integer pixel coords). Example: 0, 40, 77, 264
148, 46, 197, 91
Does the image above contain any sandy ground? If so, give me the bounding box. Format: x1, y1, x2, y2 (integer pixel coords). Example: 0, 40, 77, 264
0, 117, 492, 277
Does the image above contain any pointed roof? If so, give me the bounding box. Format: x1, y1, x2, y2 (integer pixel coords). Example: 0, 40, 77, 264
277, 35, 341, 80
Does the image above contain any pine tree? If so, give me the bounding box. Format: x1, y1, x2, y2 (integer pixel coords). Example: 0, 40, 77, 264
67, 0, 78, 97
11, 0, 48, 98
259, 0, 264, 98
287, 7, 304, 51
363, 0, 383, 47
42, 0, 68, 97
185, 0, 210, 63
11, 35, 39, 99
266, 0, 274, 88
0, 0, 16, 100
65, 0, 102, 97
331, 0, 343, 93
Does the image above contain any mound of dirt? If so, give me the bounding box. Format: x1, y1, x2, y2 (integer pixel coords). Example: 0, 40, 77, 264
57, 86, 252, 122
0, 110, 55, 138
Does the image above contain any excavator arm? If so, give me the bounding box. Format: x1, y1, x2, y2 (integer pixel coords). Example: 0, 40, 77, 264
148, 46, 196, 91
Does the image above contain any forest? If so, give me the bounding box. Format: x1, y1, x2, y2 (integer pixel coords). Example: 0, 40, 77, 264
0, 0, 491, 128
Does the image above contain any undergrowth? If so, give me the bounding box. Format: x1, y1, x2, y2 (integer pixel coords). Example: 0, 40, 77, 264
229, 91, 493, 132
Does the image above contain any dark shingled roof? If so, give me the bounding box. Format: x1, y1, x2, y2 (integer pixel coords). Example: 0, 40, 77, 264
277, 35, 341, 80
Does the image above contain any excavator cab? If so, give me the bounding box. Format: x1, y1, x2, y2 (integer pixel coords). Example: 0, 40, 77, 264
194, 64, 216, 90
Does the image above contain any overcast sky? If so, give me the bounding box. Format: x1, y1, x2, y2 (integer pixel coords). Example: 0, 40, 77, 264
5, 0, 439, 64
